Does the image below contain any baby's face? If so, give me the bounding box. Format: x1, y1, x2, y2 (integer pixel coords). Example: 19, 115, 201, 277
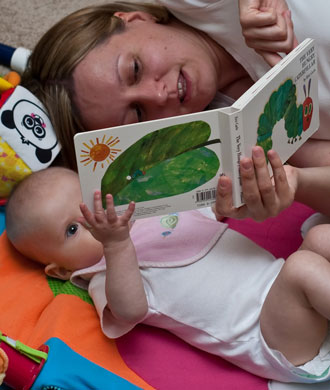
26, 175, 103, 272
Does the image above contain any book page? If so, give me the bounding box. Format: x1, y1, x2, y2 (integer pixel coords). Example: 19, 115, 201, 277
234, 39, 319, 164
74, 110, 224, 218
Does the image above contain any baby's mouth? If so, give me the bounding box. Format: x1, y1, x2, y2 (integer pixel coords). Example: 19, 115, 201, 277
177, 72, 187, 103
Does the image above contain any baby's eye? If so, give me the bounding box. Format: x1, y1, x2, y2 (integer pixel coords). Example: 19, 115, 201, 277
66, 223, 78, 237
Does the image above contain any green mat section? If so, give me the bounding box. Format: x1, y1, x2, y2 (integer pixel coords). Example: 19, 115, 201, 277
47, 276, 93, 305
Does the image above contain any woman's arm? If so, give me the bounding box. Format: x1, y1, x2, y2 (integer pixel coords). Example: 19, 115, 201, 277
238, 0, 298, 66
80, 191, 148, 324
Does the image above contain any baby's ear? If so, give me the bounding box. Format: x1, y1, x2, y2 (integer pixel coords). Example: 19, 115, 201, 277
44, 263, 72, 280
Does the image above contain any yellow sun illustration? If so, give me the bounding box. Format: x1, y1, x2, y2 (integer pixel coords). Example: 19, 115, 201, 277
80, 135, 121, 171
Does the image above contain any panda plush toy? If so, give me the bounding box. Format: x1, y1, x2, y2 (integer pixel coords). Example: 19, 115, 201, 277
0, 82, 60, 202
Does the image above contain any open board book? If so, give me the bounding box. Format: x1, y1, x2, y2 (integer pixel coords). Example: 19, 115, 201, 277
74, 38, 319, 219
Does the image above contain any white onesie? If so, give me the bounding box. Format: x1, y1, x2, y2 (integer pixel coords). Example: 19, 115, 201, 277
71, 210, 330, 383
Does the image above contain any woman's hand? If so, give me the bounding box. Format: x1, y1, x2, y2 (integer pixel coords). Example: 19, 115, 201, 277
238, 0, 298, 66
213, 146, 298, 222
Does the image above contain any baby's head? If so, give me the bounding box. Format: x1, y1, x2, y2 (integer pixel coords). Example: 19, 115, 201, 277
6, 167, 103, 279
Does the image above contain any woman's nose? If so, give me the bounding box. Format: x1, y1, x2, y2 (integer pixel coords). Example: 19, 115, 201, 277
138, 79, 168, 106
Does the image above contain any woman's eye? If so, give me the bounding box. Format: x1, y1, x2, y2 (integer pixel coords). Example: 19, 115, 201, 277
133, 59, 140, 82
66, 223, 78, 237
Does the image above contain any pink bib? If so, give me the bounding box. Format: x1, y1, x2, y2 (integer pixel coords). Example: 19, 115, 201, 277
132, 210, 227, 267
71, 210, 227, 289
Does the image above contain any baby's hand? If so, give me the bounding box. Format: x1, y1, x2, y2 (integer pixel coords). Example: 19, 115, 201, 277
79, 190, 135, 246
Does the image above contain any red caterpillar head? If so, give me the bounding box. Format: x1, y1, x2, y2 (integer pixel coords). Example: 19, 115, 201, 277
303, 78, 313, 131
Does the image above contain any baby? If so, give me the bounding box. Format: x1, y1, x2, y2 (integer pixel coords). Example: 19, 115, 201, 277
6, 167, 330, 384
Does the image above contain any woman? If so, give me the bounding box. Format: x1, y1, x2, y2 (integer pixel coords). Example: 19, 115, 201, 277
21, 2, 254, 169
20, 1, 329, 222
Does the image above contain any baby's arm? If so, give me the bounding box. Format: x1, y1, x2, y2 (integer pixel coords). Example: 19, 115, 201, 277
80, 191, 148, 324
238, 0, 298, 66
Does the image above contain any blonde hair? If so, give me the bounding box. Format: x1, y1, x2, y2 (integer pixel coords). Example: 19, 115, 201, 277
21, 2, 171, 170
6, 167, 77, 245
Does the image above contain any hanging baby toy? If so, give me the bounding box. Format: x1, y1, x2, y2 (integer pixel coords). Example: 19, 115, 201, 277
0, 43, 61, 204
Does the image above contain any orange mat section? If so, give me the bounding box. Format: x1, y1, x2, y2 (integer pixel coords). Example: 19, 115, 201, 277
0, 231, 153, 390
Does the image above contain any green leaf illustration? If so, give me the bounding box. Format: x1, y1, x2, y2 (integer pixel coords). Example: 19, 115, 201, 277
101, 120, 220, 205
113, 147, 219, 205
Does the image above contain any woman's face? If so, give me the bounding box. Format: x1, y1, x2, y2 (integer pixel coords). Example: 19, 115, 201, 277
73, 11, 221, 130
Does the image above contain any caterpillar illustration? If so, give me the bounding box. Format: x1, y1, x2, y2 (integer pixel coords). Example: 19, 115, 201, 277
256, 78, 313, 155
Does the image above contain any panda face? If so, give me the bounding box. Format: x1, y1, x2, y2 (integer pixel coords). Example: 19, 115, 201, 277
22, 113, 47, 139
13, 100, 57, 149
0, 86, 61, 167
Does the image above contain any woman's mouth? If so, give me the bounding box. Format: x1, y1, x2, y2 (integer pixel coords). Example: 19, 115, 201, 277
177, 72, 187, 103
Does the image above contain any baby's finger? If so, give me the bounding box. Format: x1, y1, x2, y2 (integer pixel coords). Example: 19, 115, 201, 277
79, 203, 96, 227
93, 190, 106, 222
76, 215, 93, 231
93, 190, 104, 211
105, 194, 118, 223
121, 201, 136, 223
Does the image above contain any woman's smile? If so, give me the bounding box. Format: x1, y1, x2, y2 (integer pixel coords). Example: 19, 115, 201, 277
73, 11, 221, 130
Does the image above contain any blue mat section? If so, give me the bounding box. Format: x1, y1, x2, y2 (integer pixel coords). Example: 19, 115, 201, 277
0, 206, 5, 234
32, 337, 141, 390
1, 338, 141, 389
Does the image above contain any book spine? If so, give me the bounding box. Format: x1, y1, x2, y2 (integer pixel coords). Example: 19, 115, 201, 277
218, 109, 244, 207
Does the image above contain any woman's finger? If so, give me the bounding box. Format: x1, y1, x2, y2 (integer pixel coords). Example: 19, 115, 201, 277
239, 2, 277, 28
257, 49, 283, 67
243, 13, 287, 41
268, 150, 292, 208
252, 147, 276, 211
240, 156, 263, 207
214, 175, 234, 219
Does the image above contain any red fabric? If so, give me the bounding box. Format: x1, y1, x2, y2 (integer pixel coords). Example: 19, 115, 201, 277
0, 87, 14, 108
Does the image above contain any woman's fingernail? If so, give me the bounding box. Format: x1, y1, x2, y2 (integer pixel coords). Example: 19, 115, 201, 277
253, 147, 263, 158
241, 159, 252, 170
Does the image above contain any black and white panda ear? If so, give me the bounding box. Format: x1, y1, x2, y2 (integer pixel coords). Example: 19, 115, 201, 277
1, 109, 15, 129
